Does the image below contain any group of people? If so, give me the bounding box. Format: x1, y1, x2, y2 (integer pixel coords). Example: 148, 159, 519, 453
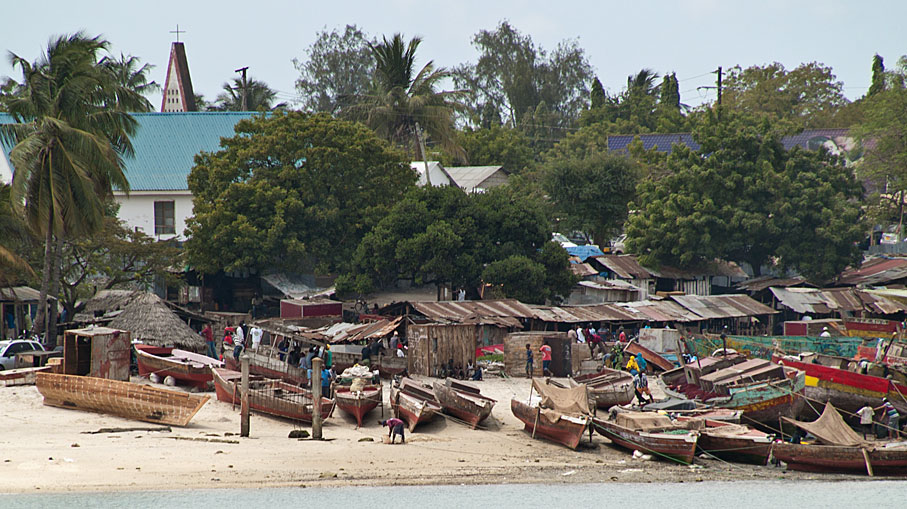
857, 398, 902, 439
525, 340, 553, 377
200, 321, 263, 361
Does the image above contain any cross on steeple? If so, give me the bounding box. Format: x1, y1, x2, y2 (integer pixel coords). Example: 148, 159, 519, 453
169, 24, 186, 43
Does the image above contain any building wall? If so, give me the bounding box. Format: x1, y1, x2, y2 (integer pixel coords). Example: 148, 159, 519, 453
475, 170, 508, 191
113, 190, 193, 241
407, 323, 478, 376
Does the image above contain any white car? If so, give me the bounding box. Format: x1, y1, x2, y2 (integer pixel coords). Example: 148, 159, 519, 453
0, 340, 46, 370
610, 234, 628, 254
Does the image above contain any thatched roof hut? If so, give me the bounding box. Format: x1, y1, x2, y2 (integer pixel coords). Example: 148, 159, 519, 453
73, 289, 141, 322
108, 293, 205, 351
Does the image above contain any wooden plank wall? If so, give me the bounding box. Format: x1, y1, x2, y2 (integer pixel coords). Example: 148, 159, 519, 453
407, 324, 477, 376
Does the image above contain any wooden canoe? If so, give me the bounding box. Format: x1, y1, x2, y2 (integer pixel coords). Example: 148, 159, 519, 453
676, 416, 772, 465
224, 351, 308, 386
135, 344, 222, 388
592, 415, 698, 464
510, 398, 589, 450
334, 385, 382, 428
772, 442, 907, 475
35, 372, 208, 427
211, 367, 333, 423
389, 384, 439, 432
0, 365, 52, 386
623, 341, 676, 371
572, 368, 635, 408
432, 378, 496, 429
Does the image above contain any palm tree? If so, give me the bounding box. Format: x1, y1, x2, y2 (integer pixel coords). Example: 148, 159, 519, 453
351, 34, 466, 165
98, 52, 160, 112
0, 32, 139, 337
212, 77, 285, 111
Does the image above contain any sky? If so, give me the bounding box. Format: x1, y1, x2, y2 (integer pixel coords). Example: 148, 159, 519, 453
2, 0, 905, 111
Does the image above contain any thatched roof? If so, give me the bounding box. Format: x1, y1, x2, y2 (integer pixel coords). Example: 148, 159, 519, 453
108, 293, 205, 351
73, 289, 142, 322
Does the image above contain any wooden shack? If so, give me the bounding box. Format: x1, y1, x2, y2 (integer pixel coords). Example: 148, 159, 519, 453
503, 331, 573, 377
62, 327, 131, 381
407, 323, 478, 377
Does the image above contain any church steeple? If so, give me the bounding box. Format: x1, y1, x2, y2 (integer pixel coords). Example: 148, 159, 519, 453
160, 32, 197, 112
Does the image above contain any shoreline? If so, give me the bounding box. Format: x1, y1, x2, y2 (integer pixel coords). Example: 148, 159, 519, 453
0, 376, 881, 494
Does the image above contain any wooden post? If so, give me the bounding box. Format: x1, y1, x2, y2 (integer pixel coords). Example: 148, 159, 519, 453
312, 356, 323, 440
861, 448, 874, 477
240, 357, 250, 437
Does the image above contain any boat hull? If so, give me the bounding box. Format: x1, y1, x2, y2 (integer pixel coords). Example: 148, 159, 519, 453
721, 371, 807, 425
573, 368, 635, 408
135, 345, 221, 388
390, 386, 438, 431
335, 385, 382, 427
211, 367, 332, 423
772, 442, 907, 475
225, 352, 307, 386
510, 399, 588, 450
592, 417, 697, 464
697, 431, 771, 465
432, 381, 495, 429
35, 372, 208, 426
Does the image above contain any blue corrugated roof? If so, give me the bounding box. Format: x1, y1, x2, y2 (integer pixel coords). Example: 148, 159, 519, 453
1, 112, 257, 191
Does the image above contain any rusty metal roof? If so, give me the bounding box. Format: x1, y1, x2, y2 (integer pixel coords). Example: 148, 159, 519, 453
410, 299, 535, 324
650, 260, 748, 279
571, 263, 599, 278
770, 287, 907, 315
578, 280, 639, 291
837, 256, 907, 286
736, 276, 810, 292
618, 299, 702, 322
588, 255, 652, 279
669, 294, 777, 319
529, 303, 645, 323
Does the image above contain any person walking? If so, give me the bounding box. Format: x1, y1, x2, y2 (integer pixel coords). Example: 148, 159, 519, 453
539, 340, 553, 376
525, 343, 534, 378
201, 324, 216, 360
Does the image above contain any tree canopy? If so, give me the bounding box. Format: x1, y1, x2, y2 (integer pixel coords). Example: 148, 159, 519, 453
337, 185, 575, 304
212, 76, 284, 111
294, 24, 375, 114
627, 112, 863, 283
185, 112, 415, 275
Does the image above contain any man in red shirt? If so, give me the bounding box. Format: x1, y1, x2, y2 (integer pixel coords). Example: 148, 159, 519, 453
539, 340, 553, 376
201, 324, 215, 360
381, 418, 406, 444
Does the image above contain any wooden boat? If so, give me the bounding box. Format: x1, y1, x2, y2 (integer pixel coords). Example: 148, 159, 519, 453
772, 353, 907, 416
676, 416, 773, 465
511, 398, 589, 450
211, 367, 333, 423
0, 365, 52, 386
592, 411, 698, 464
135, 344, 222, 388
330, 344, 407, 378
511, 379, 591, 449
432, 378, 496, 429
670, 354, 806, 425
334, 384, 382, 428
35, 372, 208, 426
225, 350, 308, 386
772, 442, 907, 475
571, 368, 635, 408
623, 341, 675, 371
389, 384, 440, 431
773, 402, 907, 475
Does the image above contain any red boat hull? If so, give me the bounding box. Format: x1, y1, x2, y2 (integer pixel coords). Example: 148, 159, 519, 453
224, 355, 307, 386
510, 399, 588, 450
211, 367, 332, 423
135, 345, 220, 388
335, 386, 382, 427
772, 442, 907, 475
592, 417, 697, 464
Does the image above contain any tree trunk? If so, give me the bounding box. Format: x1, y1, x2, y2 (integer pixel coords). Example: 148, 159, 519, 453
46, 233, 65, 347
33, 218, 54, 339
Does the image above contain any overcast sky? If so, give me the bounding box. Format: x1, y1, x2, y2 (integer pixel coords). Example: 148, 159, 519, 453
2, 0, 904, 111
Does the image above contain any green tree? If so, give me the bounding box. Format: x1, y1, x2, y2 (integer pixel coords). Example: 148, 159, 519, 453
0, 184, 36, 284
444, 125, 534, 173
185, 112, 415, 275
720, 62, 847, 129
293, 24, 375, 114
98, 52, 159, 112
541, 151, 638, 247
350, 33, 465, 162
590, 77, 606, 109
454, 21, 593, 128
212, 76, 285, 111
869, 54, 886, 97
0, 32, 139, 335
627, 112, 863, 282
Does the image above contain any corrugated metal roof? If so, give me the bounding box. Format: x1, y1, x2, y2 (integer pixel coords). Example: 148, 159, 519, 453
444, 165, 506, 191
650, 260, 747, 279
588, 255, 652, 279
669, 294, 777, 319
578, 280, 639, 291
771, 287, 907, 315
411, 299, 535, 324
0, 286, 40, 302
571, 263, 599, 278
618, 300, 701, 322
837, 256, 907, 286
1, 112, 258, 191
529, 303, 644, 323
737, 276, 809, 292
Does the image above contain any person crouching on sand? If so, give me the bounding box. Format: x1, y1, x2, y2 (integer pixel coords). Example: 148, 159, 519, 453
381, 418, 406, 444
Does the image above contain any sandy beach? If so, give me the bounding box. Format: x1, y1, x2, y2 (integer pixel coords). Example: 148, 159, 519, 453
0, 375, 864, 493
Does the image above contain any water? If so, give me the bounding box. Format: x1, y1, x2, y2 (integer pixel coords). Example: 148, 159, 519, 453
2, 481, 905, 509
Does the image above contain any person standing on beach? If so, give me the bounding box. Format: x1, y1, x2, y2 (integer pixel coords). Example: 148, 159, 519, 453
233, 326, 245, 361
381, 418, 406, 444
250, 325, 263, 351
857, 404, 875, 439
525, 343, 534, 377
540, 340, 552, 376
201, 324, 216, 360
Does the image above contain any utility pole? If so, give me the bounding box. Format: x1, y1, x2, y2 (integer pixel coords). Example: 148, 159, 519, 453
415, 122, 431, 187
240, 356, 250, 437
234, 66, 249, 111
312, 356, 323, 439
715, 66, 723, 120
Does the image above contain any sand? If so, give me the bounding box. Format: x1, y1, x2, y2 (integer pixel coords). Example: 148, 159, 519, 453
0, 374, 860, 493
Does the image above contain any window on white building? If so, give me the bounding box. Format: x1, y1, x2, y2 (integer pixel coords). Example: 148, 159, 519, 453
154, 201, 175, 235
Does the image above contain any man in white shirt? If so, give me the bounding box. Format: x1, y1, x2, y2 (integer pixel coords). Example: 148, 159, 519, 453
250, 326, 263, 351
857, 404, 875, 439
576, 326, 586, 343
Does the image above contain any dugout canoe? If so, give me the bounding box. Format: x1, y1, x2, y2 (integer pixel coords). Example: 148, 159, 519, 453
334, 384, 382, 428
511, 398, 589, 450
224, 350, 308, 386
676, 416, 772, 465
772, 442, 907, 475
135, 344, 222, 388
592, 411, 698, 464
432, 378, 496, 429
211, 367, 333, 423
571, 368, 635, 409
389, 384, 440, 431
35, 372, 208, 426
